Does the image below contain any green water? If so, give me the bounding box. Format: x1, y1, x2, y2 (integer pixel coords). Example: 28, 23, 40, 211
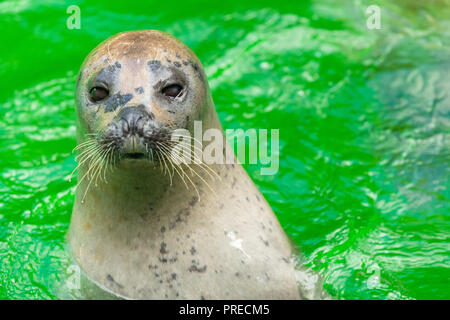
1, 0, 449, 300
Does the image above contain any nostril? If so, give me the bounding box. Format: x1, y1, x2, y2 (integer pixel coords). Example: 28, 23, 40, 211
121, 118, 130, 135
136, 116, 145, 133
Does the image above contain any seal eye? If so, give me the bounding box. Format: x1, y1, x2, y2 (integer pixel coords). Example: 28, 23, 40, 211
162, 84, 183, 98
89, 87, 109, 102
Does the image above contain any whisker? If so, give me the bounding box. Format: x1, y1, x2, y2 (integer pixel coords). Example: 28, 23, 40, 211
69, 144, 101, 181
80, 147, 110, 203
155, 144, 174, 186
158, 142, 214, 199
77, 148, 104, 188
166, 140, 220, 180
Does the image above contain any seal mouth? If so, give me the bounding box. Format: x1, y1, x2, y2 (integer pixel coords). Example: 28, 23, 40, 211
123, 152, 146, 160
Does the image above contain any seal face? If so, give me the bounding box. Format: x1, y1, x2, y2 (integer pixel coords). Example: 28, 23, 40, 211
70, 30, 303, 300
76, 30, 207, 163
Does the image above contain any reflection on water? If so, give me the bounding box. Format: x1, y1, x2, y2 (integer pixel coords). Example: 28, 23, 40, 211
0, 0, 449, 299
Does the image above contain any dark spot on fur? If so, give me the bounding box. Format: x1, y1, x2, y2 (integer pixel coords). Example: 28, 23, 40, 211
188, 61, 204, 82
235, 272, 240, 277
159, 257, 167, 263
169, 208, 190, 230
135, 87, 144, 94
175, 53, 181, 59
106, 274, 123, 288
190, 247, 196, 255
201, 295, 206, 300
171, 273, 177, 280
260, 237, 269, 247
189, 196, 198, 206
160, 242, 168, 254
105, 64, 115, 73
147, 60, 161, 71
189, 264, 207, 273
182, 60, 189, 66
105, 92, 133, 112
160, 226, 166, 233
173, 61, 181, 68
115, 61, 121, 68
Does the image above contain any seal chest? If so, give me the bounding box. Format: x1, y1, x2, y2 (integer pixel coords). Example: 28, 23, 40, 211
70, 30, 300, 299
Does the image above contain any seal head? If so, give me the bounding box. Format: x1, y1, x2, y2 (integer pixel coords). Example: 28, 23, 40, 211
76, 30, 207, 163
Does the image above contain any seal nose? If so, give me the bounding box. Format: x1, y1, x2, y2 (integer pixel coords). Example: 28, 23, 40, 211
118, 105, 152, 136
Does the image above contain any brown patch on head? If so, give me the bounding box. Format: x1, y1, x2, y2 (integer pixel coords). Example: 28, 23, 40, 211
87, 30, 200, 68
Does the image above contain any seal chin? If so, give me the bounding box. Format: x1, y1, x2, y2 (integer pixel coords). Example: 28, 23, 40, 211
118, 154, 157, 169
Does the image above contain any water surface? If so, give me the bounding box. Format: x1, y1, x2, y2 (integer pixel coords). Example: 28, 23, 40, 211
0, 0, 449, 299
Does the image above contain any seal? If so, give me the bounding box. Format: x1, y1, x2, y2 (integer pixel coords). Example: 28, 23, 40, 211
69, 30, 300, 299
